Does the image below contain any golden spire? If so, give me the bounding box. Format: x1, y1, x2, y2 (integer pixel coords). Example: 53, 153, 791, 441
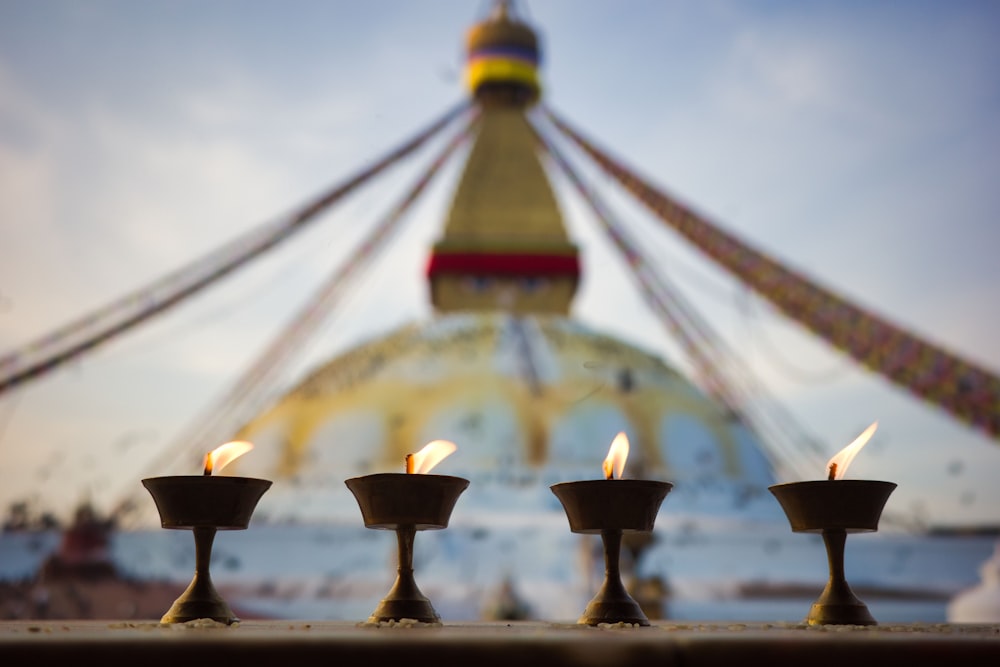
427, 2, 579, 315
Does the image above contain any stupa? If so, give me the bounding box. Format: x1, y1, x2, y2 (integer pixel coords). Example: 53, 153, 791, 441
237, 2, 775, 520
231, 0, 779, 519
225, 1, 785, 619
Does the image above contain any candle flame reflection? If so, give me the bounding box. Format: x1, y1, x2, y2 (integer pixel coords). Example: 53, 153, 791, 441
826, 422, 877, 480
407, 439, 457, 474
203, 440, 254, 476
603, 432, 629, 480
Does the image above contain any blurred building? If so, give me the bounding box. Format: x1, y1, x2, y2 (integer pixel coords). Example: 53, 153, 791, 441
232, 1, 780, 524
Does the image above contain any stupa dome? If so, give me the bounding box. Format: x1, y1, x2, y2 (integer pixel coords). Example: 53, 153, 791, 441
224, 1, 782, 525
231, 313, 779, 522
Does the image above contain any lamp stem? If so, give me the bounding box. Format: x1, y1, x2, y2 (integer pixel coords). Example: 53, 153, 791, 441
805, 528, 876, 626
822, 528, 847, 587
396, 525, 416, 578
576, 529, 649, 626
193, 526, 217, 581
368, 525, 439, 623
601, 529, 624, 591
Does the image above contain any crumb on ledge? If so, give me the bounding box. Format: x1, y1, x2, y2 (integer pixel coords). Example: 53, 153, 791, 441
595, 622, 642, 630
358, 618, 443, 629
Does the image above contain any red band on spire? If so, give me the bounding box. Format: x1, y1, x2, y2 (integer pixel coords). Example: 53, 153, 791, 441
427, 251, 580, 277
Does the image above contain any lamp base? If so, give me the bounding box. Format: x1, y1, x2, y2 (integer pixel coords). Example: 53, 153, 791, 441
579, 529, 650, 626
805, 577, 877, 626
368, 596, 439, 625
579, 597, 649, 627
806, 601, 877, 627
366, 525, 442, 624
161, 576, 239, 625
159, 527, 240, 625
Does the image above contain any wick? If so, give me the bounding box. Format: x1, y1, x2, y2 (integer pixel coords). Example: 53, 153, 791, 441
827, 462, 837, 481
405, 454, 414, 474
203, 453, 213, 476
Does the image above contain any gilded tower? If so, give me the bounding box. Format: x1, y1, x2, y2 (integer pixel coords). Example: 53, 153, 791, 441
427, 1, 580, 315
234, 0, 778, 523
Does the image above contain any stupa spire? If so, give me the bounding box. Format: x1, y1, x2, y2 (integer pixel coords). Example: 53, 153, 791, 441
427, 1, 580, 315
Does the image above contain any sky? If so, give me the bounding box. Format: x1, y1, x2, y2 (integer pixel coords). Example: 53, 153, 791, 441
0, 0, 999, 529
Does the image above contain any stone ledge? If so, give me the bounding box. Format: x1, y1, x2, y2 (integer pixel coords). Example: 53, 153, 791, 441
1, 620, 997, 666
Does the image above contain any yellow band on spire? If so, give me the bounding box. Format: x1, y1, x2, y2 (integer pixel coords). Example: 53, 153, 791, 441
466, 58, 540, 96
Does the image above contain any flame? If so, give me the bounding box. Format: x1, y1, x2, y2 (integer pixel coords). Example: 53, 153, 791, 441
203, 440, 254, 476
602, 432, 630, 480
407, 439, 457, 474
826, 422, 877, 480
